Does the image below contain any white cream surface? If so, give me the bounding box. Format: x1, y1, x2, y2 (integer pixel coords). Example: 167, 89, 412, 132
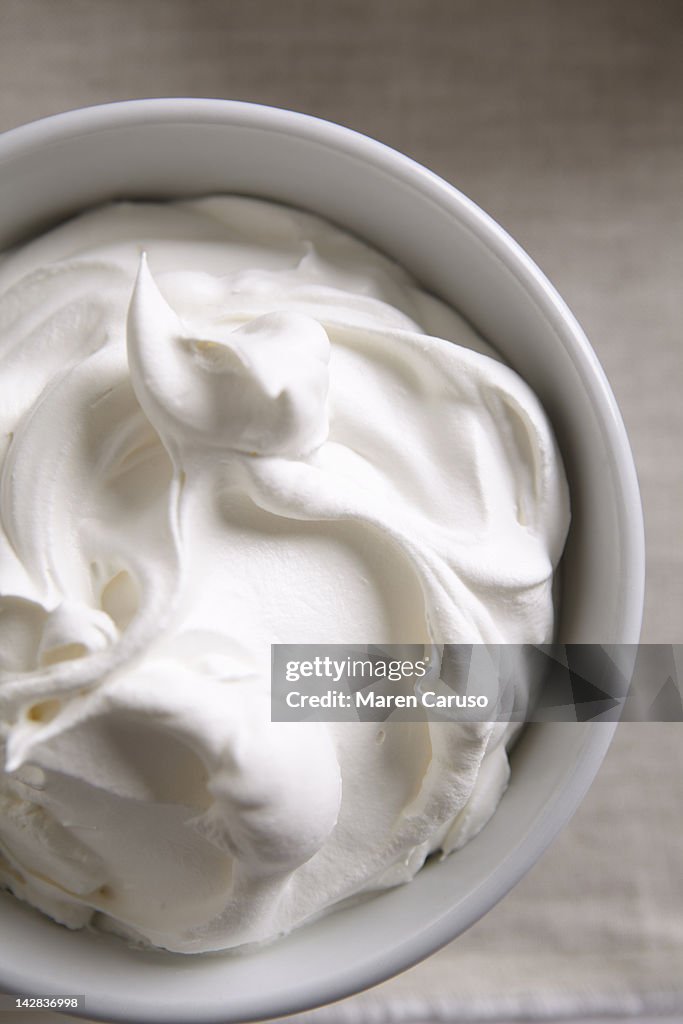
0, 197, 570, 953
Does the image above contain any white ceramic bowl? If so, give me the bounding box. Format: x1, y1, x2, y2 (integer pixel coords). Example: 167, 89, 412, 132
0, 100, 644, 1024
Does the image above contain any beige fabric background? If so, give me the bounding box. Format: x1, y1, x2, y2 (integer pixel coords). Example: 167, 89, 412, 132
0, 2, 681, 1022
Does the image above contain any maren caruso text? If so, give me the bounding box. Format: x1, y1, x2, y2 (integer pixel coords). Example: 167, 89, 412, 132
285, 690, 490, 710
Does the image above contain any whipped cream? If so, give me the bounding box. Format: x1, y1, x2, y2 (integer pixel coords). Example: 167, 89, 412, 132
0, 197, 570, 953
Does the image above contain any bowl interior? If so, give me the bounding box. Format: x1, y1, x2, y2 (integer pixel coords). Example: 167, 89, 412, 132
0, 101, 644, 1024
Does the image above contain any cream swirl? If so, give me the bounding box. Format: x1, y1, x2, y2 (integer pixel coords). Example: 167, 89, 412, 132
0, 197, 569, 952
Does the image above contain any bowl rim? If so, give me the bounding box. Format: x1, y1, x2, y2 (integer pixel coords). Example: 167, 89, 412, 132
0, 99, 645, 1023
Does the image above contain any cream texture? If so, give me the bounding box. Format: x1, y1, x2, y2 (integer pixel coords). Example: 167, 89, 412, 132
0, 197, 569, 953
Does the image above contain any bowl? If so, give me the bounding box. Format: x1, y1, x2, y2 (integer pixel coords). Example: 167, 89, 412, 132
0, 99, 645, 1024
